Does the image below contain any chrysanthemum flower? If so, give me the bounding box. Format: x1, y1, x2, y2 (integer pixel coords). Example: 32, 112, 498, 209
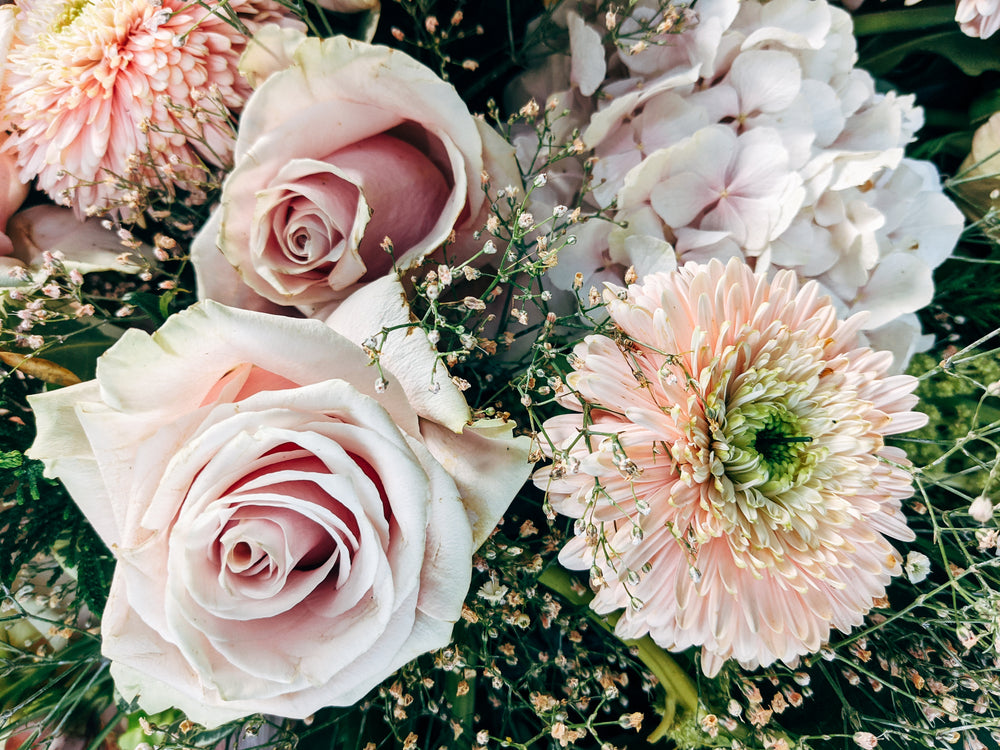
534, 258, 926, 676
0, 0, 295, 219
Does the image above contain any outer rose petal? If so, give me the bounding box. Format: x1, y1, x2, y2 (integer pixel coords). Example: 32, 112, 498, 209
5, 206, 155, 276
239, 24, 307, 88
325, 274, 469, 430
326, 275, 533, 543
28, 301, 531, 726
0, 132, 28, 256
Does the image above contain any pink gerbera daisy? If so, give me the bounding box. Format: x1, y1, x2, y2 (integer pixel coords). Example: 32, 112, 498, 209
534, 258, 926, 676
0, 0, 295, 219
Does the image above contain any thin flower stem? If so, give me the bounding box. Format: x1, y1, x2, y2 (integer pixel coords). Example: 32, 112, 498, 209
536, 566, 699, 725
445, 667, 475, 748
84, 705, 127, 750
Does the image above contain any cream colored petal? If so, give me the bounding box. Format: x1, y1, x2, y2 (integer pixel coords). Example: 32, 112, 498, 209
324, 274, 471, 432
26, 381, 125, 547
238, 23, 307, 88
420, 418, 533, 549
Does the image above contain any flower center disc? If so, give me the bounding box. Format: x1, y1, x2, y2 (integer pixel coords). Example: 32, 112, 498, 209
722, 403, 815, 496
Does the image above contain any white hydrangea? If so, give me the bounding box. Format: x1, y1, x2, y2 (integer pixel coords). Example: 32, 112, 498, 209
510, 0, 963, 369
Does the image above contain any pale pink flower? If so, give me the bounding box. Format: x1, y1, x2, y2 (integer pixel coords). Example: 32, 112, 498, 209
0, 132, 29, 257
621, 125, 804, 256
956, 0, 1000, 38
27, 276, 531, 727
534, 258, 925, 676
0, 0, 300, 220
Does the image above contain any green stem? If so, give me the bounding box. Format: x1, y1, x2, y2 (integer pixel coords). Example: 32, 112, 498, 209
85, 706, 127, 750
445, 636, 475, 747
851, 6, 958, 36
537, 567, 699, 738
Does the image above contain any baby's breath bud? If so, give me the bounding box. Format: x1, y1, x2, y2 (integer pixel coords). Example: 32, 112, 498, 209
969, 495, 994, 523
482, 240, 497, 255
904, 550, 930, 583
517, 212, 535, 229
460, 333, 476, 350
427, 330, 440, 346
426, 283, 440, 300
462, 296, 486, 311
533, 173, 548, 188
374, 377, 388, 394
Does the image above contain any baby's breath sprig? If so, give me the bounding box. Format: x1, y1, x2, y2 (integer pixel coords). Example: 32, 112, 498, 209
600, 0, 696, 56
0, 224, 195, 386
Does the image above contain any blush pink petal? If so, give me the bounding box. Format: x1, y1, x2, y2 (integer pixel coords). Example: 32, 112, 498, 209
535, 258, 925, 675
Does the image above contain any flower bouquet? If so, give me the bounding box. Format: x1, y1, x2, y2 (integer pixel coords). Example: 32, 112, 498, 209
1, 0, 999, 748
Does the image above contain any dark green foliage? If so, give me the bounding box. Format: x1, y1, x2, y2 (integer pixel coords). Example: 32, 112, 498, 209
0, 375, 114, 615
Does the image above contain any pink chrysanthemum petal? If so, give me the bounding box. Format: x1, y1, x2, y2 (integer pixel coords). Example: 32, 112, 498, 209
0, 0, 296, 219
535, 258, 925, 675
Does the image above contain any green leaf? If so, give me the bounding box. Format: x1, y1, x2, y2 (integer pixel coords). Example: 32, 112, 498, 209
970, 89, 1000, 126
41, 324, 123, 383
122, 290, 166, 326
861, 30, 1000, 77
0, 450, 23, 469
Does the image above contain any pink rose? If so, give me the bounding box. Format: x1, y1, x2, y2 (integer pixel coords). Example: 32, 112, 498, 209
0, 132, 29, 258
192, 30, 515, 317
27, 276, 531, 726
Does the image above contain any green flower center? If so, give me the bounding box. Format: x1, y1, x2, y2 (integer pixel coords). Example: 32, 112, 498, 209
51, 0, 91, 34
721, 402, 816, 496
